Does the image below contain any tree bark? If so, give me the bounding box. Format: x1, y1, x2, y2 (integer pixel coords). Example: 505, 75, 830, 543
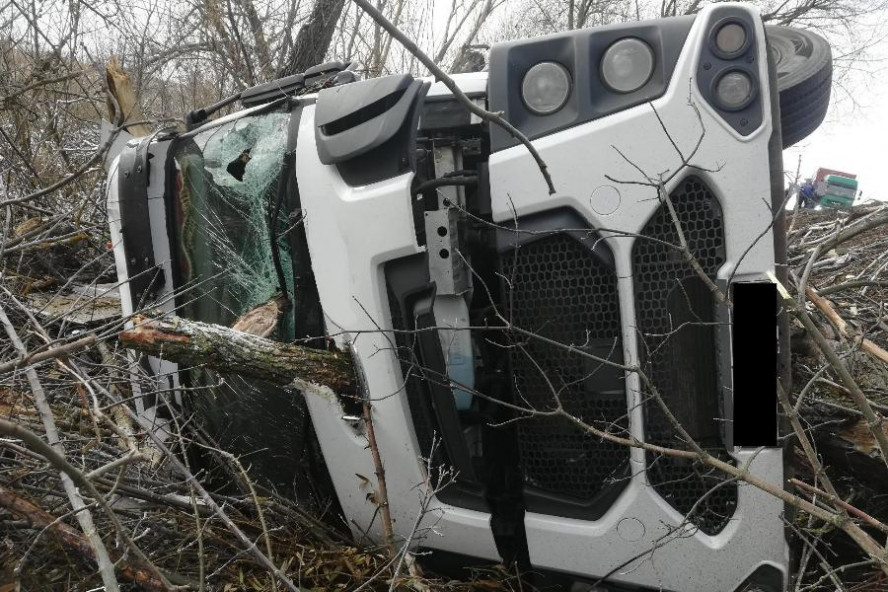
119, 315, 354, 395
277, 0, 346, 77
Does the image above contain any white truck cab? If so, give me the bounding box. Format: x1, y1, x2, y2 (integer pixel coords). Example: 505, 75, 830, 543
108, 4, 833, 590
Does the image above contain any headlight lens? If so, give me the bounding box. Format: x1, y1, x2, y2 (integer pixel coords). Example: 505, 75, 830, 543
521, 61, 571, 115
600, 38, 654, 93
715, 22, 747, 55
715, 70, 754, 110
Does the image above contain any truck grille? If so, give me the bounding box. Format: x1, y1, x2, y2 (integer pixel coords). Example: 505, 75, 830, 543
506, 233, 630, 515
632, 176, 737, 534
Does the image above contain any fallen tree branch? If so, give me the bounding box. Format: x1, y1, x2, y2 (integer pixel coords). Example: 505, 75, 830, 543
805, 285, 888, 365
773, 281, 888, 465
0, 334, 96, 375
119, 315, 354, 395
0, 485, 173, 592
0, 417, 179, 590
0, 304, 122, 592
789, 478, 888, 535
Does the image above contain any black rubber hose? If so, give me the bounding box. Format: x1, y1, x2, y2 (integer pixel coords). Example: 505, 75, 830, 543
413, 175, 478, 195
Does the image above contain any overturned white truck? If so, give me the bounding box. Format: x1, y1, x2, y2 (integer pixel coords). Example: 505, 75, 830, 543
108, 3, 832, 590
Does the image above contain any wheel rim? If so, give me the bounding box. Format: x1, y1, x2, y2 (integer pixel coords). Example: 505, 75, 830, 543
769, 34, 809, 82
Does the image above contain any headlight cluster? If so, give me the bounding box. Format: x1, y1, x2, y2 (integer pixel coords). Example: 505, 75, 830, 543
714, 70, 754, 110
521, 62, 571, 115
714, 21, 747, 55
520, 36, 656, 116
710, 19, 755, 111
517, 18, 758, 120
600, 38, 654, 93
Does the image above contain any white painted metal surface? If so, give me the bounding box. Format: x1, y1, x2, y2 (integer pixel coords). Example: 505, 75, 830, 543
488, 4, 786, 590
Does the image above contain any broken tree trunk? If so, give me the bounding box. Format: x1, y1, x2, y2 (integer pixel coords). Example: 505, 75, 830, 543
105, 57, 151, 137
277, 0, 346, 77
119, 315, 354, 395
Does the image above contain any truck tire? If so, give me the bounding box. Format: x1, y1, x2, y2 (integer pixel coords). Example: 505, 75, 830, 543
766, 25, 832, 148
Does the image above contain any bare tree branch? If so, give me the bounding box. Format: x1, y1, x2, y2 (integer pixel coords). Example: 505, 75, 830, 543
351, 0, 557, 195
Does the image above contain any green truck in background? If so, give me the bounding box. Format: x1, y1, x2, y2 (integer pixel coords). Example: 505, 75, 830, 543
820, 174, 859, 208
811, 167, 859, 209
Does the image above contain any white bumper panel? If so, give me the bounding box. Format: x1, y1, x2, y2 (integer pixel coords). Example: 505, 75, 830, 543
295, 105, 500, 560
489, 4, 787, 591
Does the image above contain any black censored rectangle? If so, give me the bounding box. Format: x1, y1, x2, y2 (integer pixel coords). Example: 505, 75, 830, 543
732, 282, 778, 447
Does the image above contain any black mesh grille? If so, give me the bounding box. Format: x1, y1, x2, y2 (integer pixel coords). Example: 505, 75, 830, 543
505, 234, 630, 508
632, 176, 737, 534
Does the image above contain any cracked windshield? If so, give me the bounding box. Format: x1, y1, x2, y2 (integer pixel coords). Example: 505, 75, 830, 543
169, 109, 316, 500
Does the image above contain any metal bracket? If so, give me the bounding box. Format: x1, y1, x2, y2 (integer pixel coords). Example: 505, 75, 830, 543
424, 209, 468, 296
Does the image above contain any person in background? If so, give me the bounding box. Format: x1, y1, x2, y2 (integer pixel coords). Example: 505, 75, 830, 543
799, 179, 817, 209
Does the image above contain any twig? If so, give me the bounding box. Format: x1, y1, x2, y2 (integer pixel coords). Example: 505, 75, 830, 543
818, 280, 888, 296
817, 206, 888, 254
790, 478, 888, 535
0, 304, 123, 592
85, 449, 144, 479
798, 207, 888, 301
218, 450, 276, 569
363, 400, 395, 554
776, 379, 880, 557
350, 0, 556, 195
0, 418, 179, 590
1, 298, 176, 588
0, 122, 123, 208
773, 280, 888, 466
388, 436, 454, 591
0, 485, 171, 592
805, 285, 888, 365
109, 398, 304, 592
0, 70, 89, 105
0, 334, 96, 375
658, 178, 730, 308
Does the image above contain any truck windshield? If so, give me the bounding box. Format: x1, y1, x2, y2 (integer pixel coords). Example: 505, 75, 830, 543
167, 109, 318, 500
172, 109, 293, 321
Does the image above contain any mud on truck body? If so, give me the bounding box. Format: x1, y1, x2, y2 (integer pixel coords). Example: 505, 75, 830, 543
108, 3, 832, 591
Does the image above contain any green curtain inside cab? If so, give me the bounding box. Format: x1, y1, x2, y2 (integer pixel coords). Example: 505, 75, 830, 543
169, 109, 319, 501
